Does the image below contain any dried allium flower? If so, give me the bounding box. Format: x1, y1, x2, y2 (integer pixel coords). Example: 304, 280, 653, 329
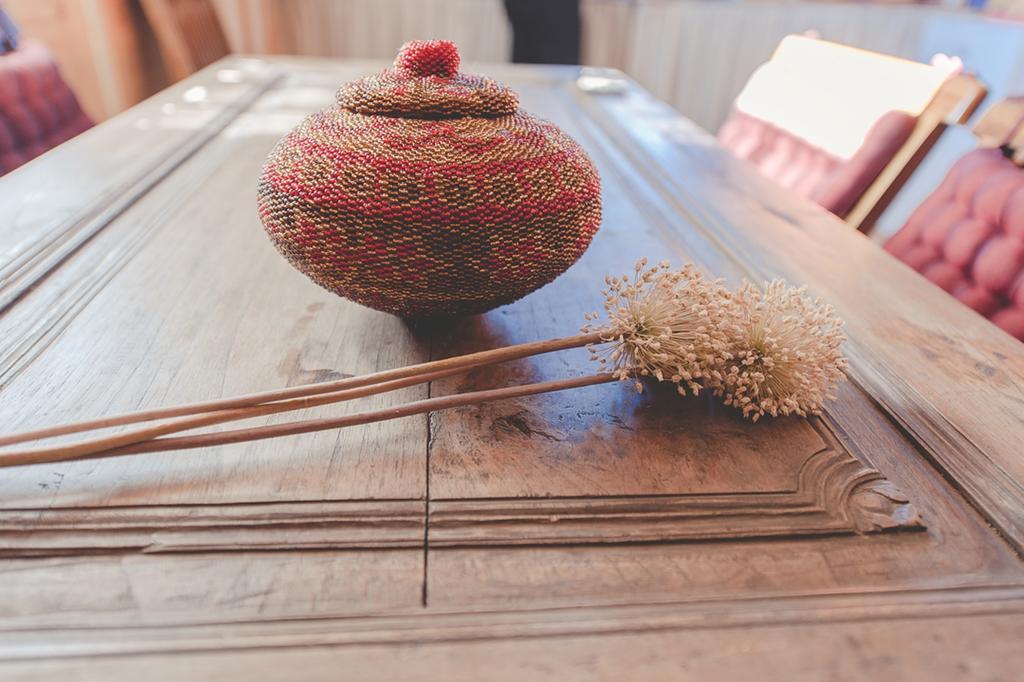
583, 258, 728, 394
710, 280, 848, 421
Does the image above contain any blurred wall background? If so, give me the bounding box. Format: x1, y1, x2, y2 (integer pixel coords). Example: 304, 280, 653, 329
6, 0, 1024, 134
209, 0, 1024, 133
3, 0, 167, 122
5, 0, 1024, 237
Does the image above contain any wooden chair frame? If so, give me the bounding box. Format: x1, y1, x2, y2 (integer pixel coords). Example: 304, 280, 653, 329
140, 0, 231, 81
973, 96, 1024, 149
846, 73, 988, 233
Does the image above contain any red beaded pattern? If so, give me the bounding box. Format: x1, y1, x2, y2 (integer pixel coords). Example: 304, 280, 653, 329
257, 41, 601, 318
395, 40, 460, 78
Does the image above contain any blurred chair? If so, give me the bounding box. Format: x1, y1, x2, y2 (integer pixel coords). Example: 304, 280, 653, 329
884, 98, 1024, 341
972, 98, 1024, 149
140, 0, 230, 81
0, 39, 93, 176
718, 35, 986, 233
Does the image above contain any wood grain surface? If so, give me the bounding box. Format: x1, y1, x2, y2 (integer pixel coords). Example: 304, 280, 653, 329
1, 57, 1022, 679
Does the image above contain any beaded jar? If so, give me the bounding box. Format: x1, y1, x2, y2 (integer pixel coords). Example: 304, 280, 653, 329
257, 40, 601, 317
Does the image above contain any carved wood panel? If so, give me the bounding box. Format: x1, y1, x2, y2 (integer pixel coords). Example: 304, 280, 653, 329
429, 406, 921, 547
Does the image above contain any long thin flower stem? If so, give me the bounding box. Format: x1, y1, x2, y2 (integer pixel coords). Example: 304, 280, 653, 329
0, 331, 606, 447
0, 365, 471, 465
0, 373, 617, 469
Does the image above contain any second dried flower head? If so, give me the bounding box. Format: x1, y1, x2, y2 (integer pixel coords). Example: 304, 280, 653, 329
586, 259, 848, 420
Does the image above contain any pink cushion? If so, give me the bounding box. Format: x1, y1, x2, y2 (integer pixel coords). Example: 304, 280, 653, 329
0, 40, 92, 176
885, 148, 1024, 341
718, 109, 916, 217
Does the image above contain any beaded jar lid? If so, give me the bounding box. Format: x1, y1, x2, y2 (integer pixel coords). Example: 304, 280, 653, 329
257, 40, 602, 317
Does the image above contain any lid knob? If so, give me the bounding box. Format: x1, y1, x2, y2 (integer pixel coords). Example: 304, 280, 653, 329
338, 40, 518, 118
395, 40, 460, 78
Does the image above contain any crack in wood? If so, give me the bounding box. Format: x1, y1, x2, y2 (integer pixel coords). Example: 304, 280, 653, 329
0, 419, 923, 556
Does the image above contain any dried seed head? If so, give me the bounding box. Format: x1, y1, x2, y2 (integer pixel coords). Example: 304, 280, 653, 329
583, 260, 730, 395
708, 280, 848, 421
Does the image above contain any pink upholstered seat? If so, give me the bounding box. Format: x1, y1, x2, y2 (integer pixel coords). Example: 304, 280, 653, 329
718, 108, 916, 217
885, 147, 1024, 341
0, 40, 92, 175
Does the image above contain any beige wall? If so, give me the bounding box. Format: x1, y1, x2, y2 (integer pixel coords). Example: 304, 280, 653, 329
6, 0, 1022, 133
4, 0, 167, 121
210, 0, 1021, 133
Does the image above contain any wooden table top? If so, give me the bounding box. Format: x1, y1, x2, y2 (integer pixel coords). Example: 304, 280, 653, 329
2, 56, 1023, 679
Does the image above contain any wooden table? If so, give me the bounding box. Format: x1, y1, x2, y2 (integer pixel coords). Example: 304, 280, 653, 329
2, 56, 1024, 680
